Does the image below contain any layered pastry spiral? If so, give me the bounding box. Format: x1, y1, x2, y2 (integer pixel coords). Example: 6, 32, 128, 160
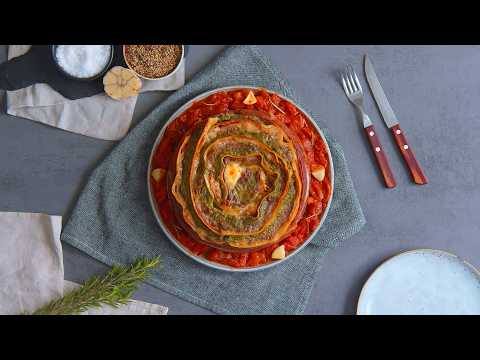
169, 111, 310, 251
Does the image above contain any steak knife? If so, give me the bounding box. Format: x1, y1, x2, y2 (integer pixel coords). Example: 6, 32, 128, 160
364, 55, 428, 185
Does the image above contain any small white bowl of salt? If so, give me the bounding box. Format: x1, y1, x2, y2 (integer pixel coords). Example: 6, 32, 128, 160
52, 45, 114, 81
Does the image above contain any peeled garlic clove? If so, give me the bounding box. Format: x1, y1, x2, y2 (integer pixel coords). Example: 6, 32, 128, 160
151, 168, 166, 182
311, 164, 325, 182
243, 91, 257, 105
271, 245, 286, 260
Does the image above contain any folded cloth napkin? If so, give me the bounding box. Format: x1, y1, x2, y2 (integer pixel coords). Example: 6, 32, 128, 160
5, 45, 185, 141
61, 45, 366, 315
0, 212, 63, 314
0, 211, 168, 315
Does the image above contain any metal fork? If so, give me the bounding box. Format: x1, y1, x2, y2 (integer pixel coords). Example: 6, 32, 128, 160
341, 65, 396, 188
341, 65, 372, 128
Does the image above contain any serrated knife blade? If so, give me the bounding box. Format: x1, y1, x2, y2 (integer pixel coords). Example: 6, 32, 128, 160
364, 55, 399, 128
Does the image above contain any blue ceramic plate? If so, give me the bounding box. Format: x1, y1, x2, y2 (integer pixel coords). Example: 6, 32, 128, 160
357, 249, 480, 315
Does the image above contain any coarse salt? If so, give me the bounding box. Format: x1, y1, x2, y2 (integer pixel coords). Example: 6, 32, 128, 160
55, 45, 111, 78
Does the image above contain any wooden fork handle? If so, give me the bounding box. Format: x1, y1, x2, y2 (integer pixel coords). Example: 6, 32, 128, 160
364, 125, 396, 188
390, 124, 428, 185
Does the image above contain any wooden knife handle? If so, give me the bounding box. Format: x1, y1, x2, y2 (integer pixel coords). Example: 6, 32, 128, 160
364, 125, 396, 188
391, 124, 428, 185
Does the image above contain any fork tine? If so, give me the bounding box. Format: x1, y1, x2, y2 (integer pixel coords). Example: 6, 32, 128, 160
352, 68, 362, 92
343, 71, 353, 94
347, 65, 357, 92
345, 74, 355, 94
341, 74, 349, 95
342, 73, 352, 95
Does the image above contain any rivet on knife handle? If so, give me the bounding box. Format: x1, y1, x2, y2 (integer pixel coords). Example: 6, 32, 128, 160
391, 124, 428, 185
365, 125, 396, 188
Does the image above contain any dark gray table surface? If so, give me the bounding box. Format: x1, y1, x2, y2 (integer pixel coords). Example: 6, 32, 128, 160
1, 45, 479, 314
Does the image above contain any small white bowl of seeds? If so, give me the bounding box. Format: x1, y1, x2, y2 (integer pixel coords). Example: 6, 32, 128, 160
123, 45, 184, 81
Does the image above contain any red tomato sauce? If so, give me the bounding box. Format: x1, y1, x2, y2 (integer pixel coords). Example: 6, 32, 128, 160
150, 89, 331, 268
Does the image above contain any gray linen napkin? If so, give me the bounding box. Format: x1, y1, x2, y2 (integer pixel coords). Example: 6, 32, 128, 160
61, 45, 365, 314
6, 45, 185, 141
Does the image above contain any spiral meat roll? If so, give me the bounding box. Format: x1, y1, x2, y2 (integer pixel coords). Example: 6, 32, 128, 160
170, 112, 310, 251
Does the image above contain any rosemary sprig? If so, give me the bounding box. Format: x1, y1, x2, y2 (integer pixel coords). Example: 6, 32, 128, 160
32, 257, 160, 315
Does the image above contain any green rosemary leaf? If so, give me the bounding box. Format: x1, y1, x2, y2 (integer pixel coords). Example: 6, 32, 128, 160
31, 256, 160, 315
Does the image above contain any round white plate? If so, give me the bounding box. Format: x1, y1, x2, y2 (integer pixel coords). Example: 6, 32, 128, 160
147, 86, 334, 272
357, 249, 480, 315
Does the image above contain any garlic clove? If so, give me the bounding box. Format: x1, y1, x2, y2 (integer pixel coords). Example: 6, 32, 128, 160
151, 168, 166, 182
311, 164, 325, 182
271, 245, 286, 260
243, 91, 257, 105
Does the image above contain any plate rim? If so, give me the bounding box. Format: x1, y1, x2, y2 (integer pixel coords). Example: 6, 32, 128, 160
356, 248, 480, 315
147, 85, 335, 272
